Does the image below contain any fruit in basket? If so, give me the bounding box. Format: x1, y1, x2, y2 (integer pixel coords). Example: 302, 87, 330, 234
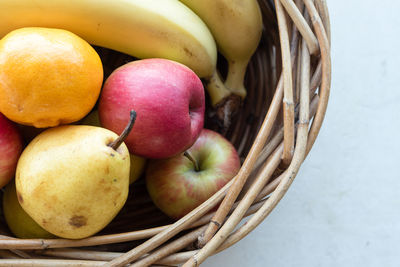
0, 0, 241, 130
15, 111, 136, 239
129, 155, 147, 184
180, 0, 263, 100
0, 0, 216, 79
81, 110, 147, 184
0, 27, 103, 128
146, 129, 241, 219
3, 181, 55, 239
0, 113, 23, 189
99, 58, 205, 159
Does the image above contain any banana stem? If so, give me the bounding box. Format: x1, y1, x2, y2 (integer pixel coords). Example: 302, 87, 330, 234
206, 70, 231, 106
224, 60, 249, 99
108, 110, 136, 150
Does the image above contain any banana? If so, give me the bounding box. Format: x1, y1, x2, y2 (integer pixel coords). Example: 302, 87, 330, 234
0, 0, 217, 79
180, 0, 263, 99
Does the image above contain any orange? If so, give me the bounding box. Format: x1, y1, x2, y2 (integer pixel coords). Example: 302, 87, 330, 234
0, 27, 103, 128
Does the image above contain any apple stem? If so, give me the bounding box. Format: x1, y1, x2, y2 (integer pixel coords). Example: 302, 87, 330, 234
184, 151, 200, 172
108, 110, 137, 150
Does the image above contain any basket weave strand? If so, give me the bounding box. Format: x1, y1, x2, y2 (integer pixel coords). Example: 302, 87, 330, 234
0, 0, 331, 266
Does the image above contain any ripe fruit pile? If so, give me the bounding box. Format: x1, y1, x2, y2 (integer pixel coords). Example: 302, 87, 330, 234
0, 0, 262, 240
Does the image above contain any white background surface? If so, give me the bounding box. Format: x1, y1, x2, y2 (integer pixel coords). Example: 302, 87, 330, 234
205, 1, 400, 266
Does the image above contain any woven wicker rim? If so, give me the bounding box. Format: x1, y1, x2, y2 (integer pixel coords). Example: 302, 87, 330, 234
0, 0, 331, 266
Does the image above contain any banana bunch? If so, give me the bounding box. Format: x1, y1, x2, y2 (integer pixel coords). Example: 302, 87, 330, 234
180, 0, 263, 102
0, 0, 262, 128
0, 0, 216, 78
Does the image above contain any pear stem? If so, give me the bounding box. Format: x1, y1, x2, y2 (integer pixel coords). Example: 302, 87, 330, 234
108, 110, 137, 150
184, 151, 200, 172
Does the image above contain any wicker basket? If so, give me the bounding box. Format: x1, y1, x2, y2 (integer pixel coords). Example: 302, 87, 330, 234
0, 0, 331, 266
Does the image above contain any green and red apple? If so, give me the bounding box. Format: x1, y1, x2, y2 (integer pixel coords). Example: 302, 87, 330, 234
146, 129, 241, 219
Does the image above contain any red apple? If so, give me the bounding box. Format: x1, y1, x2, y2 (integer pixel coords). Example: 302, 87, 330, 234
99, 58, 205, 159
0, 113, 23, 188
146, 129, 241, 219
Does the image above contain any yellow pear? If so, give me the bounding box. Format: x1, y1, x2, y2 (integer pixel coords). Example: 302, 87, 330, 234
129, 154, 147, 184
81, 110, 147, 184
15, 111, 136, 239
3, 181, 55, 239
